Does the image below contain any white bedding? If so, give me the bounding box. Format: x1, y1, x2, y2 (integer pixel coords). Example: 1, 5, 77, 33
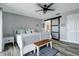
16, 32, 51, 55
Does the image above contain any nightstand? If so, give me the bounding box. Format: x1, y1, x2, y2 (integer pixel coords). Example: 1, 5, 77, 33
3, 36, 14, 44
3, 36, 14, 55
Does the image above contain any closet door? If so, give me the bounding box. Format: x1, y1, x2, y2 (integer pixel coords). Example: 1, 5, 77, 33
76, 14, 79, 43
67, 16, 76, 43
67, 13, 79, 44
0, 8, 3, 51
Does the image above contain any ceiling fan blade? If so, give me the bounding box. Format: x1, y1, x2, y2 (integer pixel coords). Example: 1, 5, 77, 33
47, 3, 54, 8
47, 9, 55, 11
36, 3, 44, 8
36, 9, 43, 12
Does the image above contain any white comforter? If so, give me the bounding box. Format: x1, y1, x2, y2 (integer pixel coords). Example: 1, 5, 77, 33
16, 32, 51, 55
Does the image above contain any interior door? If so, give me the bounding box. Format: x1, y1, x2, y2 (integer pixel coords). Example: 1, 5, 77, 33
44, 16, 61, 40
67, 13, 79, 44
51, 19, 59, 40
51, 16, 61, 40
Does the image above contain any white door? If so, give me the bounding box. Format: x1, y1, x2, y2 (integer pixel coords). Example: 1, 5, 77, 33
67, 13, 79, 44
0, 9, 3, 52
76, 17, 79, 43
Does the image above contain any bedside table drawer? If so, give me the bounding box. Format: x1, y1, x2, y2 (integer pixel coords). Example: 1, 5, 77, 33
4, 39, 13, 43
3, 36, 14, 44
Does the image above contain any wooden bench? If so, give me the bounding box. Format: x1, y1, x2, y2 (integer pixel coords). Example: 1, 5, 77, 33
34, 39, 52, 56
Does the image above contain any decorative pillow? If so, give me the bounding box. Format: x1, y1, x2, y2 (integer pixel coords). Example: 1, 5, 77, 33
16, 29, 26, 34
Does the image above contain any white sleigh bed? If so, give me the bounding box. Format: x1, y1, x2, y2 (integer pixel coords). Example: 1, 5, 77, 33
16, 32, 51, 56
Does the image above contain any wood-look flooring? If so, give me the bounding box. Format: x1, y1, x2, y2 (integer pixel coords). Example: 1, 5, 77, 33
52, 40, 79, 56
0, 43, 20, 56
0, 40, 79, 56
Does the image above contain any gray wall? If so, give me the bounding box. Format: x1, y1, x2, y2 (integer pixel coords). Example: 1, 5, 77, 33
3, 12, 42, 37
60, 8, 79, 42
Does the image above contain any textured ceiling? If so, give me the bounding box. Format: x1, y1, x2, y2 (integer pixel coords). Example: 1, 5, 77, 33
0, 3, 79, 20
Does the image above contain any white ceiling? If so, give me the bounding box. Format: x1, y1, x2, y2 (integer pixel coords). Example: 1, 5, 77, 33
0, 3, 79, 20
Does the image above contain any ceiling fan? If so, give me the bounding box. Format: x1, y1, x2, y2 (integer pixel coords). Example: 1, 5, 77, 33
36, 3, 55, 14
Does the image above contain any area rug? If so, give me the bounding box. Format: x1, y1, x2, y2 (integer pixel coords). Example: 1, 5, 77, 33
24, 47, 59, 56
